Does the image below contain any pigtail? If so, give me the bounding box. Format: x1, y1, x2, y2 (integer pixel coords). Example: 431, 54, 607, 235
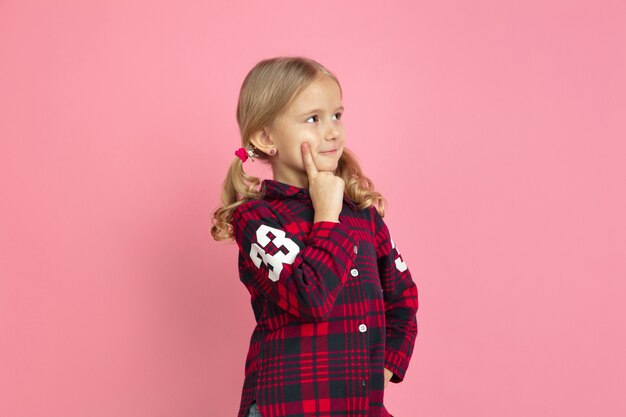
210, 156, 264, 242
337, 147, 388, 218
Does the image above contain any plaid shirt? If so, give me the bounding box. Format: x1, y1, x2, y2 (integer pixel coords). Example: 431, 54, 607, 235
232, 179, 419, 417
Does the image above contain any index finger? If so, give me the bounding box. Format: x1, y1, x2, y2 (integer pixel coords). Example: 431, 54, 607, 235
301, 142, 318, 178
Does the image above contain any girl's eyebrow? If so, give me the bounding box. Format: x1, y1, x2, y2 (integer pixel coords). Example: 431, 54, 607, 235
299, 105, 344, 116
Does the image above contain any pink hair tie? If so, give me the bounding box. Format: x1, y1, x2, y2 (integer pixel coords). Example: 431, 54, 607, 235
235, 147, 249, 162
235, 145, 258, 162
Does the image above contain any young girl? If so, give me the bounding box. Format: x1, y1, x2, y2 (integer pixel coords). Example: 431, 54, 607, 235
211, 56, 418, 417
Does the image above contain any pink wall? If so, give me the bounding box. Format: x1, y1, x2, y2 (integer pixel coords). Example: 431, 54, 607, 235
1, 1, 625, 416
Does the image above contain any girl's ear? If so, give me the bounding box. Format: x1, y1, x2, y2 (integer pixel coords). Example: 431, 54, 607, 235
250, 128, 276, 155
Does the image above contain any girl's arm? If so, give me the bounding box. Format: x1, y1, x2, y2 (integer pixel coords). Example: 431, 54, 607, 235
372, 206, 419, 383
232, 200, 358, 322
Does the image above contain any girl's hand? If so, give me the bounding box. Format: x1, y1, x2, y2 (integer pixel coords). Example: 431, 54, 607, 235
302, 142, 345, 223
384, 367, 393, 388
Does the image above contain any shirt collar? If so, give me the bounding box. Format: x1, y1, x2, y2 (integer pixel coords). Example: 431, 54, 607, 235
261, 179, 357, 211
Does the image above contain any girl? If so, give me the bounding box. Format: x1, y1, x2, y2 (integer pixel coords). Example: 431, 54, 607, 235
211, 56, 418, 417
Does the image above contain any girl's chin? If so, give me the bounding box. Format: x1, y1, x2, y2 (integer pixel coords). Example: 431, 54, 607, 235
317, 160, 339, 169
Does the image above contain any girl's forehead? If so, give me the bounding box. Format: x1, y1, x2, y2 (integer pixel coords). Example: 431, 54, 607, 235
287, 78, 342, 113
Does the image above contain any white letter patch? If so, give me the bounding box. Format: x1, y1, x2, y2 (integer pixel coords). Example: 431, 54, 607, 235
249, 224, 300, 282
390, 235, 408, 272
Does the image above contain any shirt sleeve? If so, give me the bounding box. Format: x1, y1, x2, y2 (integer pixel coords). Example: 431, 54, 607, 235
232, 200, 359, 322
372, 206, 419, 383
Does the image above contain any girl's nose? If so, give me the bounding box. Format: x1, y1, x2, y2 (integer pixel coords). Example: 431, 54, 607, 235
325, 122, 340, 140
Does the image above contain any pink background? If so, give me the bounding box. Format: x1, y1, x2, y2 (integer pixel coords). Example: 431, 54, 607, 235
1, 1, 625, 416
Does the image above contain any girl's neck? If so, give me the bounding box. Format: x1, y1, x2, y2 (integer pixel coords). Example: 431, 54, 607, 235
271, 169, 309, 189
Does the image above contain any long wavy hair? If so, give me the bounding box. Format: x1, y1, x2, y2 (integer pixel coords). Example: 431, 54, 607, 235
211, 56, 387, 242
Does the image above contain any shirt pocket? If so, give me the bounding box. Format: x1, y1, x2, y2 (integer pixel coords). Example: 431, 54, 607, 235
352, 240, 385, 298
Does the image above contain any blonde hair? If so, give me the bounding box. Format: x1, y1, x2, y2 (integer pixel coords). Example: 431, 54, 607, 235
210, 56, 387, 242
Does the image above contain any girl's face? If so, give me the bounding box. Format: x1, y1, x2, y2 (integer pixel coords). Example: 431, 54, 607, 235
263, 75, 345, 188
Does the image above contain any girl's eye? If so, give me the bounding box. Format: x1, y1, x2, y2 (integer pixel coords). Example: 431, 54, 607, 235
305, 112, 342, 123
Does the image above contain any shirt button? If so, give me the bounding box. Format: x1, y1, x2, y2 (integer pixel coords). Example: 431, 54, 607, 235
351, 268, 359, 277
353, 244, 358, 254
358, 323, 367, 332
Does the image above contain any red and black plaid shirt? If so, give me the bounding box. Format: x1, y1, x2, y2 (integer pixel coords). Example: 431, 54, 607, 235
232, 179, 419, 417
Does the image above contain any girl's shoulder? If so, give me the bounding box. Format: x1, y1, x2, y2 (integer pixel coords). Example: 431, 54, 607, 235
232, 198, 268, 219
232, 199, 274, 221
